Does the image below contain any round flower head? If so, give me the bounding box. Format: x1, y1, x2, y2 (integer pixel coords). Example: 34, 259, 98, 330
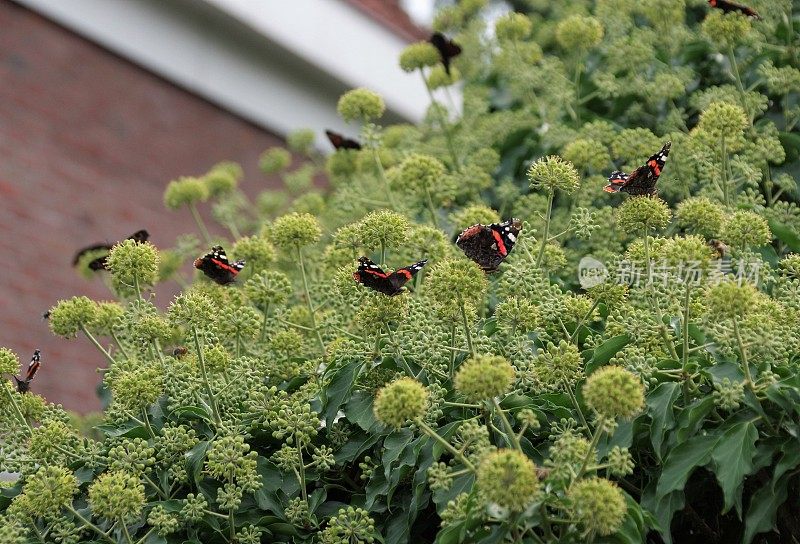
111, 365, 163, 412
427, 65, 461, 89
535, 340, 584, 393
374, 377, 428, 428
283, 164, 316, 194
527, 155, 581, 194
701, 10, 752, 50
321, 506, 377, 544
399, 42, 440, 72
259, 147, 292, 174
326, 149, 358, 182
204, 161, 240, 197
562, 139, 611, 172
495, 296, 539, 333
676, 196, 725, 238
477, 449, 540, 511
583, 366, 644, 420
454, 355, 515, 401
556, 15, 604, 50
357, 210, 410, 252
780, 254, 800, 279
393, 153, 447, 197
163, 176, 209, 210
232, 235, 275, 273
270, 212, 322, 250
568, 477, 627, 536
495, 12, 532, 41
167, 291, 217, 329
0, 347, 19, 375
106, 239, 160, 293
697, 101, 748, 142
19, 466, 78, 518
337, 88, 385, 123
449, 205, 500, 231
610, 128, 661, 166
89, 471, 145, 521
354, 294, 408, 334
286, 128, 316, 154
425, 258, 488, 310
244, 270, 292, 309
721, 210, 771, 249
615, 197, 671, 233
48, 296, 99, 337
257, 190, 289, 217
704, 280, 758, 322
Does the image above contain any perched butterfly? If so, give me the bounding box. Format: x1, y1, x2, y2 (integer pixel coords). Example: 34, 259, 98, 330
429, 32, 462, 75
708, 239, 730, 258
73, 229, 150, 270
456, 219, 522, 273
172, 346, 189, 358
708, 0, 760, 19
325, 129, 362, 151
14, 349, 41, 394
353, 257, 427, 296
604, 142, 671, 197
194, 246, 245, 285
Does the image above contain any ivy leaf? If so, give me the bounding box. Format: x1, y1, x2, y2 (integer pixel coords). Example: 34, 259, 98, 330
743, 472, 791, 544
710, 420, 758, 514
674, 396, 715, 444
646, 382, 680, 461
768, 219, 800, 252
656, 433, 718, 501
94, 419, 148, 439
344, 391, 379, 432
585, 334, 630, 373
322, 359, 362, 427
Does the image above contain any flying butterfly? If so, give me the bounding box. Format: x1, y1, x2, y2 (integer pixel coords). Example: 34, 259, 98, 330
429, 32, 462, 75
604, 142, 671, 197
73, 229, 150, 271
325, 129, 362, 151
708, 0, 760, 19
14, 349, 41, 394
194, 246, 245, 285
456, 219, 522, 273
353, 257, 427, 296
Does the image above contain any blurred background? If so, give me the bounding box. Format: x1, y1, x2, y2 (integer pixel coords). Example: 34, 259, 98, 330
0, 0, 462, 412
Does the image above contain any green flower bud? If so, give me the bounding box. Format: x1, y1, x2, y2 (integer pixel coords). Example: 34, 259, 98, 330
495, 12, 532, 41
205, 434, 259, 489
676, 196, 725, 238
321, 506, 376, 544
204, 161, 241, 197
610, 128, 661, 166
326, 149, 358, 182
147, 505, 180, 536
779, 254, 800, 278
337, 88, 385, 123
290, 192, 326, 216
713, 377, 745, 411
528, 155, 581, 194
236, 525, 263, 544
563, 139, 611, 172
460, 0, 487, 18
218, 305, 260, 341
232, 235, 275, 273
89, 471, 145, 521
534, 340, 584, 393
721, 210, 771, 248
583, 366, 644, 420
0, 347, 19, 375
477, 449, 540, 511
454, 355, 515, 401
449, 205, 500, 231
759, 61, 800, 96
495, 296, 539, 333
357, 210, 410, 252
0, 517, 28, 544
392, 153, 447, 198
705, 280, 758, 321
697, 101, 748, 141
49, 297, 99, 338
606, 446, 635, 477
427, 64, 461, 89
374, 377, 428, 428
425, 258, 488, 310
163, 176, 209, 210
283, 164, 316, 194
616, 197, 671, 232
259, 147, 292, 174
19, 466, 77, 518
568, 477, 627, 536
108, 438, 155, 474
270, 212, 322, 250
180, 493, 207, 522
256, 190, 289, 217
556, 15, 604, 50
244, 270, 292, 309
354, 294, 408, 333
399, 42, 441, 72
286, 128, 316, 154
106, 239, 159, 293
167, 291, 217, 329
701, 10, 751, 50
111, 364, 163, 412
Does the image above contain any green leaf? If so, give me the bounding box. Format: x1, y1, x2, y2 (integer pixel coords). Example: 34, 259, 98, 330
674, 396, 715, 444
656, 433, 718, 500
94, 419, 148, 439
710, 420, 758, 513
586, 334, 630, 372
344, 391, 379, 433
768, 218, 800, 252
322, 360, 362, 427
646, 382, 680, 461
773, 440, 800, 490
743, 472, 790, 544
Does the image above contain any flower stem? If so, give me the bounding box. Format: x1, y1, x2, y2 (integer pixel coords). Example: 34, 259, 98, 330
67, 506, 115, 544
297, 439, 308, 501
189, 203, 213, 246
681, 283, 693, 402
492, 398, 521, 450
565, 382, 589, 432
572, 426, 604, 485
416, 419, 476, 472
372, 149, 398, 209
420, 70, 460, 170
457, 295, 475, 358
120, 519, 134, 544
536, 191, 555, 268
297, 247, 327, 359
260, 304, 270, 343
79, 324, 117, 366
733, 318, 754, 391
191, 326, 222, 425
2, 381, 32, 434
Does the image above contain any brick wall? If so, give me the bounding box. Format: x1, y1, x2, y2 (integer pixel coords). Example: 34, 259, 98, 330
0, 1, 286, 412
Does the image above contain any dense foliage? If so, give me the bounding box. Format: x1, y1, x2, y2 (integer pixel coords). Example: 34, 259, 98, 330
2, 0, 800, 542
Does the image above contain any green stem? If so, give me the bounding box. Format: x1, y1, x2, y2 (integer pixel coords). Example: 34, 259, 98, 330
133, 274, 142, 300
424, 185, 440, 229
110, 331, 130, 361
297, 439, 308, 501
260, 304, 270, 343
143, 473, 168, 500
2, 382, 32, 434
570, 298, 601, 344
380, 241, 386, 267
449, 323, 457, 380
189, 203, 213, 246
420, 70, 460, 170
565, 382, 589, 432
492, 398, 521, 450
457, 295, 475, 358
191, 326, 222, 425
229, 509, 236, 543
372, 149, 397, 208
66, 506, 115, 544
385, 325, 416, 378
141, 408, 157, 440
536, 191, 555, 268
121, 520, 134, 544
573, 426, 604, 485
728, 47, 750, 122
733, 318, 754, 391
134, 528, 156, 544
297, 247, 327, 359
681, 283, 692, 402
79, 324, 117, 366
416, 419, 476, 472
721, 135, 730, 206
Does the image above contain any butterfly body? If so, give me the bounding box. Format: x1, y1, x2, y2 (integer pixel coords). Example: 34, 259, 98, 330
326, 129, 362, 150
353, 257, 427, 296
429, 32, 462, 75
708, 0, 760, 19
456, 219, 522, 272
15, 349, 40, 394
194, 246, 245, 285
604, 142, 671, 197
73, 230, 150, 270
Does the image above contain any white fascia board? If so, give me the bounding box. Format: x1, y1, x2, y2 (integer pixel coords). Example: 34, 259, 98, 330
13, 0, 444, 143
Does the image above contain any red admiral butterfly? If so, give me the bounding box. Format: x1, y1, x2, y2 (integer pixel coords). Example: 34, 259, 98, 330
194, 246, 245, 285
604, 142, 671, 197
172, 346, 189, 357
326, 130, 362, 151
708, 0, 760, 19
429, 32, 462, 75
73, 230, 150, 271
14, 349, 40, 394
353, 257, 427, 296
456, 219, 522, 273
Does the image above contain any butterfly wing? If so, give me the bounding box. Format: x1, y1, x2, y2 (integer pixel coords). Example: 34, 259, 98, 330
325, 130, 362, 150
457, 219, 522, 272
353, 257, 399, 295
710, 0, 760, 18
620, 142, 670, 196
128, 230, 150, 243
603, 171, 629, 193
429, 32, 462, 74
194, 246, 244, 285
72, 242, 112, 267
388, 260, 428, 292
